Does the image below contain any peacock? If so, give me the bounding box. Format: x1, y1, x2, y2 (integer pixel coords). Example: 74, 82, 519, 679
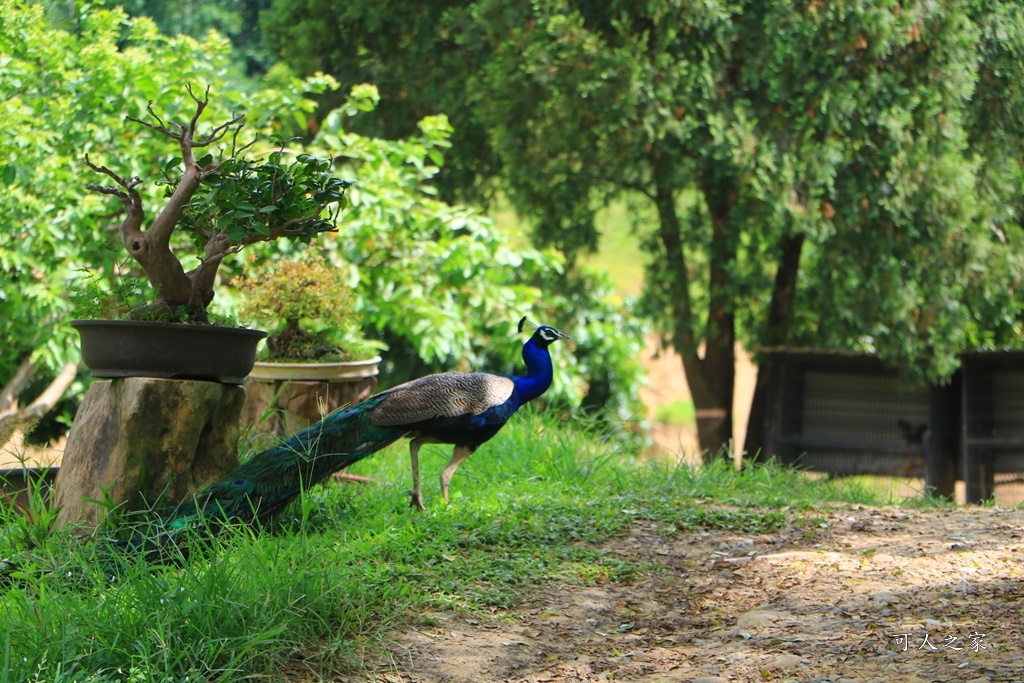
168, 317, 570, 528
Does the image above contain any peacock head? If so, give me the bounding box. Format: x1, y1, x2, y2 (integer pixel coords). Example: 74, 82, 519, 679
518, 316, 572, 349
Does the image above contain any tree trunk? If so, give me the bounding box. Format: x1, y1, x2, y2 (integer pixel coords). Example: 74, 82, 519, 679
695, 178, 737, 462
651, 157, 737, 462
0, 360, 80, 448
925, 377, 959, 500
746, 231, 805, 462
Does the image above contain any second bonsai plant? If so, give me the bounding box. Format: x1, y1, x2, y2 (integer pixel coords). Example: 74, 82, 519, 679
236, 253, 382, 381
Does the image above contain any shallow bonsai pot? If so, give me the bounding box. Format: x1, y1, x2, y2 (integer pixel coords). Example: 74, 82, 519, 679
72, 319, 268, 385
249, 356, 382, 382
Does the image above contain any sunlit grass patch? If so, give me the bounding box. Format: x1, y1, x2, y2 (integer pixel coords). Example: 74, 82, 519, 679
0, 408, 890, 682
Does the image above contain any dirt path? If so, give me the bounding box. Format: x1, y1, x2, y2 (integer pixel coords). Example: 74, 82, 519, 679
377, 506, 1024, 683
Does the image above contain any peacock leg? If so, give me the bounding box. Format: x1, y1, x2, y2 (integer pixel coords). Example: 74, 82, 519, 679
408, 438, 427, 510
439, 445, 474, 504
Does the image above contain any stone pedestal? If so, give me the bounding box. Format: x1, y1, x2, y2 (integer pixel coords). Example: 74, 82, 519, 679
240, 377, 377, 449
53, 378, 245, 528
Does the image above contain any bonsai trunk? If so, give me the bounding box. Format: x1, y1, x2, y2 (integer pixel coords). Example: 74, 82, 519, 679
266, 318, 339, 360
85, 87, 244, 322
123, 163, 215, 318
86, 86, 350, 324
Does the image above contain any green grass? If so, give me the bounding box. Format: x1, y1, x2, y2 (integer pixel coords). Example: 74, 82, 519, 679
588, 199, 652, 295
0, 410, 887, 682
653, 399, 696, 427
491, 189, 702, 297
829, 474, 961, 508
491, 195, 650, 295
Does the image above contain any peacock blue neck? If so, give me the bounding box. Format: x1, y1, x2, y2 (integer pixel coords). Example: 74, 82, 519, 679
513, 336, 554, 404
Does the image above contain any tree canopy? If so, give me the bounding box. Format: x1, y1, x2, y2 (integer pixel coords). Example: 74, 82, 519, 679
265, 0, 1024, 456
0, 2, 646, 438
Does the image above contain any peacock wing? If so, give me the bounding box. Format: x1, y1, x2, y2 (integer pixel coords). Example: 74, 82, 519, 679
368, 372, 515, 428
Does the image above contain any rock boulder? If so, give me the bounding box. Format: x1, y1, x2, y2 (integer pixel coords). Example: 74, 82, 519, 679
53, 378, 245, 528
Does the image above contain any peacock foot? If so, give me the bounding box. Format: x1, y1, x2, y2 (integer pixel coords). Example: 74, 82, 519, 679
408, 490, 426, 511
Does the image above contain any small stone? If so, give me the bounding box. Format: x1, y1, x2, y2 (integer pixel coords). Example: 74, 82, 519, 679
736, 609, 790, 629
763, 654, 802, 671
965, 678, 991, 683
872, 589, 900, 605
691, 678, 730, 683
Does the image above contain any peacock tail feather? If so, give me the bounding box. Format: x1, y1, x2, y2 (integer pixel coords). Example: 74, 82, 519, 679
168, 394, 405, 528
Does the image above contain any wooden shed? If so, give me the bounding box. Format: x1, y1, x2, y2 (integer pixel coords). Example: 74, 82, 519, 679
754, 349, 1024, 503
959, 351, 1024, 501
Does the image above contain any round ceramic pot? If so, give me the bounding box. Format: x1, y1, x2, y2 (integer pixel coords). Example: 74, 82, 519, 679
248, 356, 382, 382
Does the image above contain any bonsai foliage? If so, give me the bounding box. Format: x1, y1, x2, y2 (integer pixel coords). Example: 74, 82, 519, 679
84, 85, 354, 323
236, 255, 367, 361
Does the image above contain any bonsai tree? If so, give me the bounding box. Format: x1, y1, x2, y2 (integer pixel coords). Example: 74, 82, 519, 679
84, 85, 353, 323
236, 254, 377, 362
